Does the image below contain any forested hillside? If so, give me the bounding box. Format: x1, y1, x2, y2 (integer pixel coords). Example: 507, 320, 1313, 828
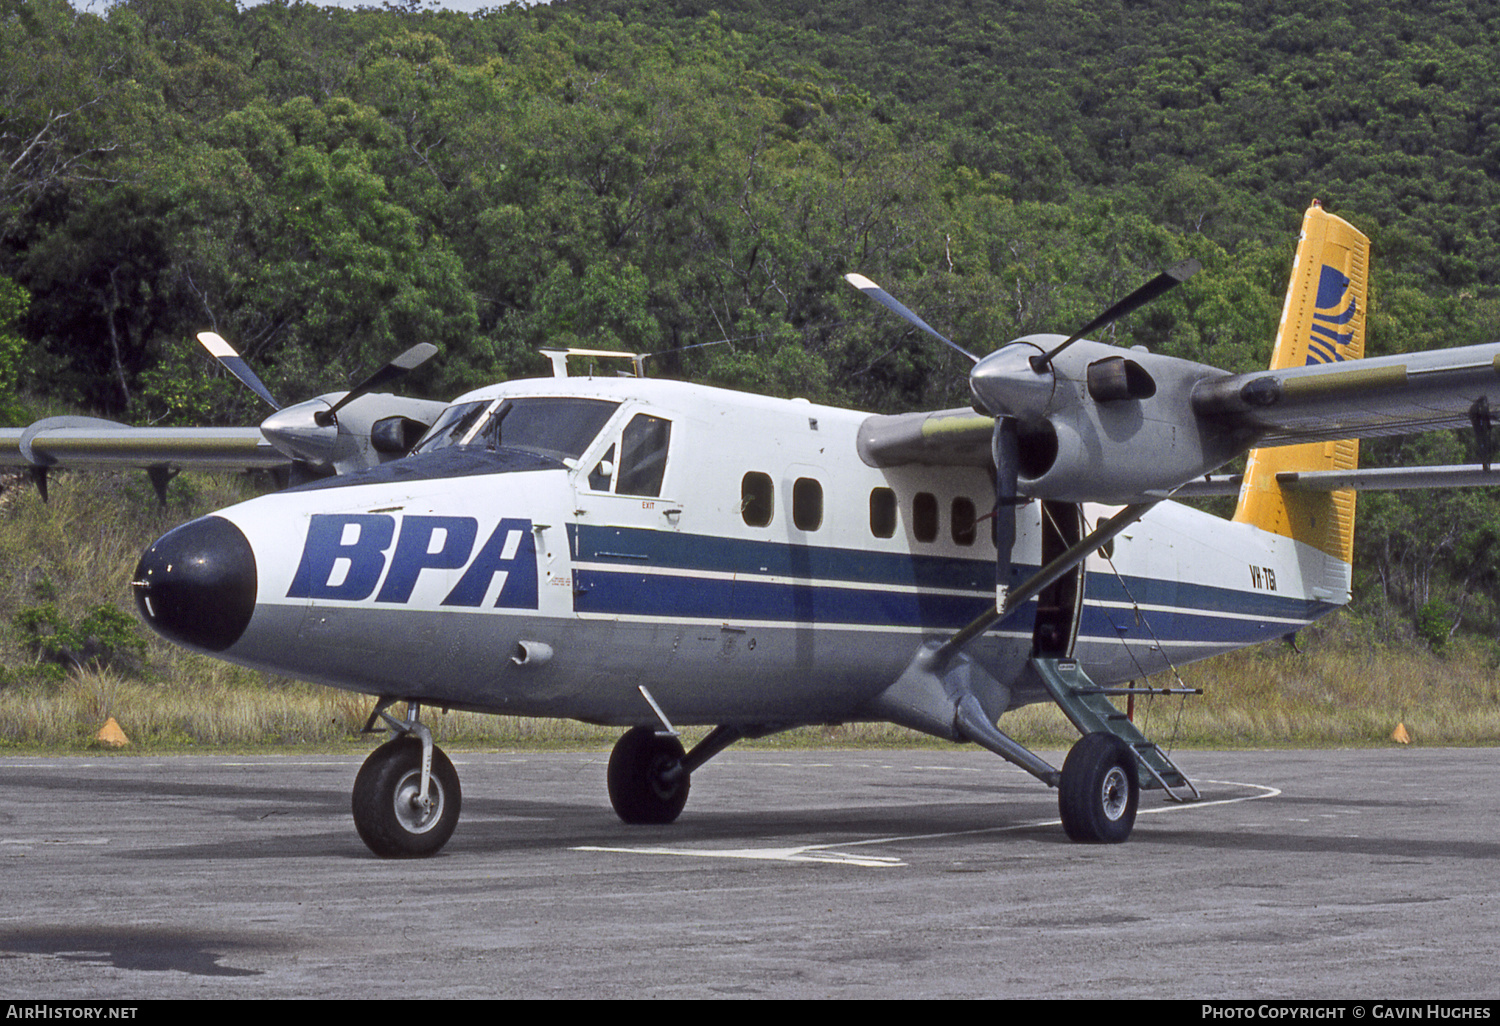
585, 0, 1500, 286
4, 0, 1500, 645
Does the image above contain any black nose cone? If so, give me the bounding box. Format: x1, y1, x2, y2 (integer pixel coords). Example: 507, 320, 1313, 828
134, 516, 257, 652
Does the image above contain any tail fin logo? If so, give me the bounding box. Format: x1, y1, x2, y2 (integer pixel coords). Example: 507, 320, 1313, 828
1306, 264, 1357, 365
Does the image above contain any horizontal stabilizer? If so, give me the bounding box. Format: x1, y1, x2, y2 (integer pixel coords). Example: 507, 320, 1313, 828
1278, 464, 1500, 491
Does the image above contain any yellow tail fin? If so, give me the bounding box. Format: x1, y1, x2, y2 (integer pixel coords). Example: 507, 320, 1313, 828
1233, 202, 1369, 567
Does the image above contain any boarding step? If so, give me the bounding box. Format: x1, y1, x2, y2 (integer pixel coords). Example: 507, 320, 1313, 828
1029, 657, 1201, 802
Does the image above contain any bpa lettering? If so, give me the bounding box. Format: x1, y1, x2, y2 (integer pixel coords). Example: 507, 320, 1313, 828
287, 513, 538, 609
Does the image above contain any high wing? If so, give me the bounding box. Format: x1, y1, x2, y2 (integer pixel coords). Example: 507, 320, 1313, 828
1, 417, 287, 473
859, 345, 1500, 477
1190, 343, 1500, 446
1, 416, 289, 500
857, 203, 1500, 503
1, 336, 445, 499
859, 400, 1500, 499
1, 394, 446, 498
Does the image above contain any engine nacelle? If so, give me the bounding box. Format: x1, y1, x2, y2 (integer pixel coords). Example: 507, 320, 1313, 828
1004, 337, 1244, 504
1017, 412, 1230, 504
858, 337, 1246, 503
260, 393, 448, 475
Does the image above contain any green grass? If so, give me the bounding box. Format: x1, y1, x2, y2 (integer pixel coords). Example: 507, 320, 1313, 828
2, 468, 1497, 754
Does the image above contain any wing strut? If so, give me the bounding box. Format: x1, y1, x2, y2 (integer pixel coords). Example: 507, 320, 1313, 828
1471, 397, 1493, 471
935, 500, 1160, 670
862, 501, 1160, 787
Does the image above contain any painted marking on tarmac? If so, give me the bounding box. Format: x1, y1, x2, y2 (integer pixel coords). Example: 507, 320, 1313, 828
573, 843, 906, 867
574, 779, 1280, 867
1, 837, 111, 854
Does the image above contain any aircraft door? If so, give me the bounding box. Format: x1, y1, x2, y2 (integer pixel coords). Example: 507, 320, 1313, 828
568, 410, 685, 699
573, 411, 681, 531
1032, 501, 1085, 658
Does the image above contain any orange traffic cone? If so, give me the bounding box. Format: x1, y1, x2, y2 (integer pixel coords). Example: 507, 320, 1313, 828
95, 717, 129, 748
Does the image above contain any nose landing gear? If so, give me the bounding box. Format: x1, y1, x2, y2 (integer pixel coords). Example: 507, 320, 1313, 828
352, 702, 461, 858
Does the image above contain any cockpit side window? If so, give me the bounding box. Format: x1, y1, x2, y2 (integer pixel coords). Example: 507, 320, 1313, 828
588, 444, 616, 491
614, 414, 672, 497
413, 401, 491, 453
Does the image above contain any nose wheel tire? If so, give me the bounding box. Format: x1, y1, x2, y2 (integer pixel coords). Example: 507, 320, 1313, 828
353, 736, 461, 858
1058, 732, 1139, 843
608, 726, 690, 824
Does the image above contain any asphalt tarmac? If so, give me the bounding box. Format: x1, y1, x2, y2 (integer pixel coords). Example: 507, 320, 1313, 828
1, 746, 1497, 999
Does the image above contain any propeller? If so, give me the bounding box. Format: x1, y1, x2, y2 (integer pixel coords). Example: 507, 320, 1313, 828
992, 415, 1020, 611
198, 332, 281, 410
198, 332, 440, 475
313, 343, 438, 427
1027, 259, 1199, 373
843, 274, 978, 363
846, 262, 1199, 617
970, 259, 1200, 422
199, 332, 437, 425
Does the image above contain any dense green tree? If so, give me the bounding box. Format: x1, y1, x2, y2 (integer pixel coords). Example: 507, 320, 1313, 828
0, 275, 27, 424
6, 0, 1500, 638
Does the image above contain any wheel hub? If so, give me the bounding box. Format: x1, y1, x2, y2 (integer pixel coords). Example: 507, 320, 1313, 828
1100, 766, 1129, 821
394, 770, 443, 833
647, 755, 683, 799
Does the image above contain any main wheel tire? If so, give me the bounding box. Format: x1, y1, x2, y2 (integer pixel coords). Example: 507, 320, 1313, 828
607, 726, 690, 824
1058, 732, 1139, 843
352, 736, 461, 858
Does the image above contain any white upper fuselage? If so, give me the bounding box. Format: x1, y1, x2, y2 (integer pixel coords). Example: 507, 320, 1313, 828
199, 374, 1344, 727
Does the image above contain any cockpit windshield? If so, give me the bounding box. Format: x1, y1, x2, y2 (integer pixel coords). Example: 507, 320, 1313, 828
412, 397, 621, 462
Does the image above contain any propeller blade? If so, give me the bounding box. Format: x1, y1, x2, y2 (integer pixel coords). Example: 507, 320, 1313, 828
845, 274, 978, 364
1030, 258, 1200, 372
197, 332, 281, 411
993, 416, 1020, 611
315, 343, 438, 426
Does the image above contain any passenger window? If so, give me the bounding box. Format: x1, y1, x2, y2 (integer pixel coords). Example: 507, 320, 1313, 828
870, 487, 897, 539
742, 473, 773, 527
913, 492, 938, 543
952, 497, 977, 546
792, 478, 823, 531
615, 414, 671, 497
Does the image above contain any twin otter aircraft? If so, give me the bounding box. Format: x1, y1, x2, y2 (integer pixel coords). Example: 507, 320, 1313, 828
7, 202, 1500, 857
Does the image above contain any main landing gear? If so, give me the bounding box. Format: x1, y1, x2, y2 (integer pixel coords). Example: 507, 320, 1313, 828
599, 720, 1147, 843
606, 723, 747, 826
1057, 732, 1139, 843
607, 726, 690, 823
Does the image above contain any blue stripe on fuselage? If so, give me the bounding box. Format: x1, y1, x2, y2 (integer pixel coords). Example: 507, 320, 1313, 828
573, 566, 1004, 629
572, 524, 993, 591
568, 525, 1333, 637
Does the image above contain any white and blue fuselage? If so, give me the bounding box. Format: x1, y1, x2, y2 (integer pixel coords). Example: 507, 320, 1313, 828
136, 375, 1343, 731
